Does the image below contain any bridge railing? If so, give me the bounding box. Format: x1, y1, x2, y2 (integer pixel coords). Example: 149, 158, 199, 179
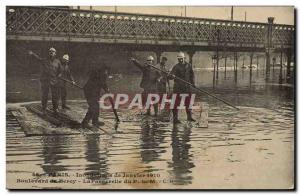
6, 6, 294, 47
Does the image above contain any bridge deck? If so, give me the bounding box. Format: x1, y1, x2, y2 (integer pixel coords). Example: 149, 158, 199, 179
6, 6, 295, 51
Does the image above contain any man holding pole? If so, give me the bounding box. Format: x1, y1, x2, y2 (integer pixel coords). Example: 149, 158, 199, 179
81, 65, 109, 128
59, 54, 75, 110
130, 56, 160, 116
169, 52, 195, 124
137, 55, 239, 115
29, 47, 62, 115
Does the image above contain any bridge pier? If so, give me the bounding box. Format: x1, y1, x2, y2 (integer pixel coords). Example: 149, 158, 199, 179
241, 55, 245, 79
286, 50, 292, 83
279, 50, 283, 84
265, 52, 271, 81
212, 55, 217, 88
265, 17, 274, 82
234, 52, 238, 83
250, 53, 253, 84
233, 53, 236, 73
272, 57, 276, 77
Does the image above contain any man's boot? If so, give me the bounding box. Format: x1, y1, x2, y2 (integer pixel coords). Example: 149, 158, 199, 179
53, 108, 58, 116
187, 110, 196, 122
92, 121, 105, 128
145, 109, 151, 116
81, 121, 89, 129
42, 108, 47, 116
61, 98, 70, 109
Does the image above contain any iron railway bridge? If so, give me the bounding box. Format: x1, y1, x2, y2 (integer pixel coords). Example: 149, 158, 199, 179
6, 6, 295, 80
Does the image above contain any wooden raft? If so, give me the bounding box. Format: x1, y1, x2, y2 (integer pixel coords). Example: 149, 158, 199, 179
10, 101, 208, 136
11, 103, 115, 136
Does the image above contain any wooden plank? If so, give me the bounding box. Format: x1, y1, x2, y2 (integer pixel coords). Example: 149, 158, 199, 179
11, 106, 80, 136
32, 104, 82, 128
26, 105, 63, 126
23, 103, 105, 136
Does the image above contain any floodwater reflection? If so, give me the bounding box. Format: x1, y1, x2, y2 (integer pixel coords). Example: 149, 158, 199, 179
140, 119, 167, 165
168, 124, 194, 185
6, 69, 294, 189
84, 134, 109, 183
40, 136, 69, 175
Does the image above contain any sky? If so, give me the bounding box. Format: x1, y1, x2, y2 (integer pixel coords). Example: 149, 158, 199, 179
76, 6, 294, 25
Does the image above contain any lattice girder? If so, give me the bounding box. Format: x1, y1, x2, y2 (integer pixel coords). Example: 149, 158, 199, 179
6, 6, 295, 49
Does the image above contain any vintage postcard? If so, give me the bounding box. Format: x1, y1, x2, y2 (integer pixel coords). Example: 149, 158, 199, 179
6, 6, 295, 190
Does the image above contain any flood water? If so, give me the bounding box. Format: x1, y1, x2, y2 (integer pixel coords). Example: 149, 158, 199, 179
6, 68, 294, 189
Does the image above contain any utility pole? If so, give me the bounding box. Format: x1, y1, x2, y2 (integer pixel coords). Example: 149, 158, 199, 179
231, 6, 233, 20
185, 6, 187, 17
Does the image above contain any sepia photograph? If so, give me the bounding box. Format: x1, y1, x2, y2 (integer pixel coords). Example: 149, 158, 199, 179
6, 5, 295, 190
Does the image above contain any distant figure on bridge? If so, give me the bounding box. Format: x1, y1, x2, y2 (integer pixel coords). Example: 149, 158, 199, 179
169, 52, 195, 124
81, 65, 109, 128
29, 47, 62, 115
130, 56, 160, 116
59, 54, 75, 110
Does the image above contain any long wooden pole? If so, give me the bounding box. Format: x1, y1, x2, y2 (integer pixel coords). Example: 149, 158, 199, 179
26, 49, 120, 121
146, 63, 239, 110
59, 78, 120, 122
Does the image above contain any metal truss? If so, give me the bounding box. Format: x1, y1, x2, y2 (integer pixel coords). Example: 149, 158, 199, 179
6, 6, 294, 50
